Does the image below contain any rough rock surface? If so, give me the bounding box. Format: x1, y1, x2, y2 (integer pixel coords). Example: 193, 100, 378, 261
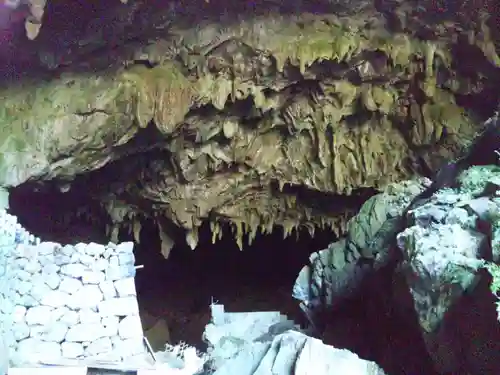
395, 164, 500, 374
293, 148, 500, 374
1, 0, 499, 257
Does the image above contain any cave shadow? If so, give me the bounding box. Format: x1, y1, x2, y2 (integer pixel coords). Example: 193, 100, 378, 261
130, 218, 338, 347
319, 263, 440, 375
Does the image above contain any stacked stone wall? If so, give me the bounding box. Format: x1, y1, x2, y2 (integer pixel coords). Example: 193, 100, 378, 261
0, 209, 146, 367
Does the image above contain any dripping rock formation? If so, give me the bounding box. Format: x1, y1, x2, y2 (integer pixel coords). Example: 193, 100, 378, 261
1, 0, 499, 255
0, 0, 500, 373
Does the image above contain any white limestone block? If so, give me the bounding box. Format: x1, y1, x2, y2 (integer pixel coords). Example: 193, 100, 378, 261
65, 323, 105, 342
13, 279, 32, 295
38, 254, 56, 267
112, 337, 145, 358
30, 279, 52, 301
81, 271, 105, 284
98, 297, 139, 317
58, 276, 83, 295
60, 264, 88, 278
40, 290, 71, 308
61, 342, 85, 358
116, 242, 134, 254
12, 322, 29, 341
101, 316, 119, 336
15, 269, 31, 281
59, 309, 79, 326
118, 252, 135, 266
41, 263, 60, 275
24, 260, 41, 274
60, 244, 75, 256
16, 338, 62, 363
42, 271, 61, 289
25, 306, 53, 326
114, 277, 136, 297
37, 242, 61, 256
0, 297, 14, 314
79, 309, 101, 324
53, 254, 71, 266
99, 280, 117, 300
67, 285, 103, 310
40, 321, 68, 343
12, 305, 27, 323
118, 315, 143, 339
94, 258, 108, 271
74, 243, 88, 253
86, 336, 112, 356
86, 243, 106, 257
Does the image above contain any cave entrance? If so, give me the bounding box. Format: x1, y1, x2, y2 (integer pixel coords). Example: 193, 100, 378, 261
130, 218, 336, 350
7, 181, 337, 351
7, 180, 438, 374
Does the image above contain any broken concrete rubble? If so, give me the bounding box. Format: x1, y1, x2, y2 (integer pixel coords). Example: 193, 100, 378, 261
202, 304, 386, 375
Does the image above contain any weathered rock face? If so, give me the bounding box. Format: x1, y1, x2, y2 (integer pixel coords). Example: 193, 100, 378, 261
1, 0, 499, 255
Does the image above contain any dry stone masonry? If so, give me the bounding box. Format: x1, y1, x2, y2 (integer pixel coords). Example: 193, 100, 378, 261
0, 209, 147, 368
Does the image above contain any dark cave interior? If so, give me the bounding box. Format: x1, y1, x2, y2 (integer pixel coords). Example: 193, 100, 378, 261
7, 179, 441, 375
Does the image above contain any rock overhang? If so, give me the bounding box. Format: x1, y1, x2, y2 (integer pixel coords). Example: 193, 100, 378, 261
1, 0, 499, 255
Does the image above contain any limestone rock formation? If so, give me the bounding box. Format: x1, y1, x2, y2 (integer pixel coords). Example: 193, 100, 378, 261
292, 114, 500, 373
1, 0, 500, 255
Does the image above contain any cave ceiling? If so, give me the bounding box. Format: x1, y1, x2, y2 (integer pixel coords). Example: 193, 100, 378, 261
0, 0, 499, 256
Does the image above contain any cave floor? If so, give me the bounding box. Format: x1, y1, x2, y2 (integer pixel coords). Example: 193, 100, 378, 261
137, 275, 300, 348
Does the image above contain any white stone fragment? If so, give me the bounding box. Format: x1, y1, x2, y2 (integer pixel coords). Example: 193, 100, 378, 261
61, 342, 85, 358
113, 277, 136, 297
94, 258, 109, 271
13, 279, 32, 295
81, 271, 105, 284
59, 309, 80, 326
40, 321, 68, 342
86, 242, 106, 257
25, 305, 54, 326
99, 280, 117, 300
12, 323, 29, 341
30, 280, 52, 301
43, 271, 61, 289
112, 337, 145, 358
40, 290, 71, 308
118, 315, 143, 339
101, 316, 119, 336
66, 323, 105, 342
24, 259, 42, 274
60, 263, 88, 278
59, 276, 83, 295
79, 309, 101, 324
41, 263, 60, 274
118, 252, 135, 266
16, 338, 62, 364
74, 243, 88, 253
51, 306, 70, 321
37, 242, 61, 255
12, 305, 27, 323
116, 242, 134, 254
86, 337, 113, 356
54, 254, 71, 266
60, 244, 75, 256
98, 297, 139, 317
15, 269, 31, 281
67, 285, 103, 310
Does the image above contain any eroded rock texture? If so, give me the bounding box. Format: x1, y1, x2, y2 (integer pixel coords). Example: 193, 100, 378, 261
1, 0, 499, 255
